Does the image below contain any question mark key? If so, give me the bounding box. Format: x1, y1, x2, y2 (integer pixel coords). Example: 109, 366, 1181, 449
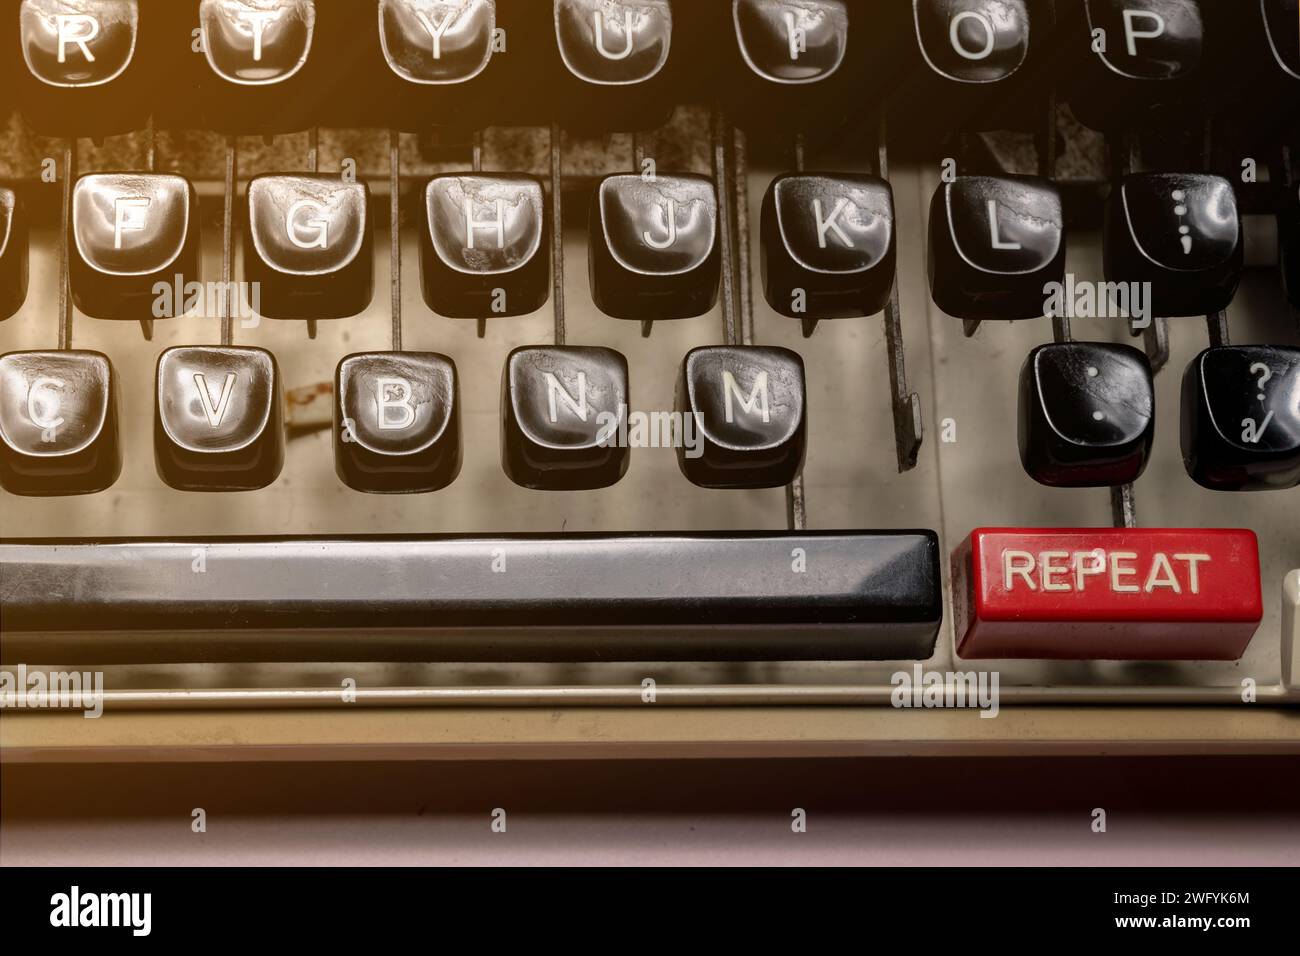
1182, 346, 1300, 492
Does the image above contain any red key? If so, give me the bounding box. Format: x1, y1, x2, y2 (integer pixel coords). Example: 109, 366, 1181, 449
952, 528, 1263, 660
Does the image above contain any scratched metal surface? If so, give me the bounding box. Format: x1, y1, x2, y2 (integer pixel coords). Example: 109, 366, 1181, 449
0, 113, 1297, 705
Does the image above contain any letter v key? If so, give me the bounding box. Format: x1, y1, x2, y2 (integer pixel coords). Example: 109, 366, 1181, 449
194, 372, 237, 428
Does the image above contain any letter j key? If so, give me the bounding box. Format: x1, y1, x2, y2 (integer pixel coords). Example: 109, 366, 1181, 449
589, 174, 720, 322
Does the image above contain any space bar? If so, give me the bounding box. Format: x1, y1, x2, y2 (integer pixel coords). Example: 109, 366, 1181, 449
0, 532, 942, 664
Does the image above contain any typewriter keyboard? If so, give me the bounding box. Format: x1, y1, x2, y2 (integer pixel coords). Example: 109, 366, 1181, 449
0, 0, 1297, 758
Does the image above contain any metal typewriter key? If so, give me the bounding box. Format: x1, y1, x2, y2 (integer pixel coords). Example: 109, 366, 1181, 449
69, 173, 202, 321
193, 0, 339, 135
1018, 342, 1156, 488
243, 174, 373, 321
1103, 173, 1243, 318
588, 173, 720, 322
550, 0, 676, 131
0, 8, 13, 119
675, 346, 807, 490
720, 0, 860, 143
367, 0, 510, 130
1254, 0, 1300, 136
154, 346, 285, 492
501, 346, 630, 490
15, 0, 151, 138
420, 174, 549, 319
0, 350, 122, 496
1282, 183, 1299, 311
1181, 346, 1300, 492
889, 0, 1039, 140
759, 173, 896, 321
335, 352, 462, 494
1204, 0, 1298, 141
926, 175, 1065, 322
0, 189, 29, 320
1062, 0, 1207, 132
952, 528, 1264, 660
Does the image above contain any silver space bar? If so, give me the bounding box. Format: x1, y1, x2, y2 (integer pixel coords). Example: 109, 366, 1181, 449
0, 532, 942, 663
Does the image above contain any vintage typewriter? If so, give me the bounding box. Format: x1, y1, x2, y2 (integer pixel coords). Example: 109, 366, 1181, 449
0, 0, 1297, 762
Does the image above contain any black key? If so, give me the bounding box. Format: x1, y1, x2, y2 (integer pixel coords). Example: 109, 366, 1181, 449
359, 0, 514, 130
0, 532, 945, 664
1256, 0, 1300, 135
0, 9, 14, 121
1204, 0, 1298, 143
15, 0, 152, 137
70, 173, 202, 321
888, 0, 1043, 140
1018, 342, 1155, 488
1103, 173, 1242, 318
760, 173, 895, 321
154, 346, 284, 492
501, 346, 630, 490
1062, 0, 1206, 132
550, 0, 677, 131
193, 0, 341, 134
335, 351, 462, 494
589, 173, 720, 322
420, 174, 549, 319
1282, 184, 1299, 311
0, 189, 29, 320
719, 0, 861, 144
675, 345, 806, 489
927, 175, 1065, 322
1181, 346, 1300, 492
244, 174, 373, 321
0, 350, 121, 496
